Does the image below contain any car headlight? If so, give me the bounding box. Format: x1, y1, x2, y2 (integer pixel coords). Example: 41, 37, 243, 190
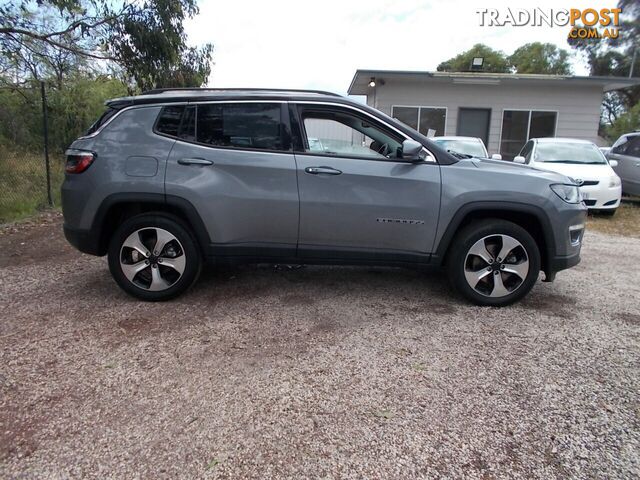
550, 184, 581, 204
609, 175, 621, 187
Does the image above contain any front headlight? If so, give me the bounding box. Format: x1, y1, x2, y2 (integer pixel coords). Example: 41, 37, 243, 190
609, 175, 621, 187
550, 184, 581, 204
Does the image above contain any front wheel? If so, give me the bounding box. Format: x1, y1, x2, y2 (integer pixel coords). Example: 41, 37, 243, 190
447, 220, 541, 306
108, 214, 202, 301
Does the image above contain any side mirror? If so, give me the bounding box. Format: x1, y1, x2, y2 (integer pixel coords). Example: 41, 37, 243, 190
513, 156, 526, 164
609, 159, 618, 168
401, 139, 423, 161
491, 153, 502, 160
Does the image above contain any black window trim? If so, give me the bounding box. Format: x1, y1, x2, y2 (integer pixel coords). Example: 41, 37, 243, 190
293, 102, 425, 163
153, 101, 294, 155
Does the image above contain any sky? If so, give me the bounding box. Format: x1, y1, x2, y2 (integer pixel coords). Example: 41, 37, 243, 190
185, 0, 609, 94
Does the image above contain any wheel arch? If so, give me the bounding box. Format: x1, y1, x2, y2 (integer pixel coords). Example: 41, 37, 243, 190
434, 202, 555, 273
92, 193, 210, 256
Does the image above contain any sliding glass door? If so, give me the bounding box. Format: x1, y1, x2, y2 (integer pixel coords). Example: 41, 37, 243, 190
500, 110, 557, 160
391, 106, 446, 136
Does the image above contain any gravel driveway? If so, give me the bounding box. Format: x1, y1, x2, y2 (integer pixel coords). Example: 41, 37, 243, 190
1, 213, 639, 479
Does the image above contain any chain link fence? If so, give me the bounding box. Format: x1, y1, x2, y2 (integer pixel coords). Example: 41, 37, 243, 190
0, 149, 64, 223
0, 82, 64, 224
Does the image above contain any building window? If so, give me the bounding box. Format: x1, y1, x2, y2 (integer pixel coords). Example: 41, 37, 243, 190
392, 106, 446, 136
500, 110, 557, 160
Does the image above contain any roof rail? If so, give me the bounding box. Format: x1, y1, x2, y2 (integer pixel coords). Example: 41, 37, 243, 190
140, 87, 342, 97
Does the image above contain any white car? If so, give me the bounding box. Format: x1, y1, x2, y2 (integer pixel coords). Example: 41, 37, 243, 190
432, 136, 502, 160
515, 138, 622, 215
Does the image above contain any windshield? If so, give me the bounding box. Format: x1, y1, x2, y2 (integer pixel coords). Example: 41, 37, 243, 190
433, 139, 487, 158
534, 142, 607, 164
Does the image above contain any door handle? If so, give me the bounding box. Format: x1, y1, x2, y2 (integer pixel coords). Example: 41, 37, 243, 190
178, 158, 213, 166
305, 166, 342, 175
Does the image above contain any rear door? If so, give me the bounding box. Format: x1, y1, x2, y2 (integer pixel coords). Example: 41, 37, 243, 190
291, 103, 441, 261
164, 102, 299, 257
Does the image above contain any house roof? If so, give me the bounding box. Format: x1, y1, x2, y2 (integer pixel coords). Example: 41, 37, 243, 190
348, 70, 640, 95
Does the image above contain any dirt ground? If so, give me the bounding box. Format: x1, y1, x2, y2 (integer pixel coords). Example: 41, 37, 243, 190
1, 212, 639, 479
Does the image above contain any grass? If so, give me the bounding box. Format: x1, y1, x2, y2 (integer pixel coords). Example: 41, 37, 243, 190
0, 148, 65, 223
586, 199, 640, 238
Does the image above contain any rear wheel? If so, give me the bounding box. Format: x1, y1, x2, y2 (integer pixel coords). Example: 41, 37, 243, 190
447, 220, 541, 306
108, 214, 202, 301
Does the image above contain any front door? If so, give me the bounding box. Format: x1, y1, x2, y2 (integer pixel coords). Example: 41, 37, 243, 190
457, 108, 491, 147
291, 103, 441, 261
164, 102, 299, 256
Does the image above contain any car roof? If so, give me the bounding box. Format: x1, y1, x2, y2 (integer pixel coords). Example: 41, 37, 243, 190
433, 136, 482, 142
106, 88, 345, 108
533, 137, 596, 145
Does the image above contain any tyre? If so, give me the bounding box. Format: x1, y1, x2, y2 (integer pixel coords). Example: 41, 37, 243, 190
446, 219, 541, 307
108, 213, 202, 301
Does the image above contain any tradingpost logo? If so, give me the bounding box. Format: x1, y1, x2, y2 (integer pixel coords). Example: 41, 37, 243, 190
476, 8, 622, 40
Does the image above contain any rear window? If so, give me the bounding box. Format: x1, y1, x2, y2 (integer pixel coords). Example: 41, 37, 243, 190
156, 106, 185, 137
85, 107, 118, 135
196, 103, 285, 151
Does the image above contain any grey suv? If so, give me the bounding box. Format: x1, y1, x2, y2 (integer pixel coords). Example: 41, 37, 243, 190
62, 89, 586, 306
607, 132, 640, 196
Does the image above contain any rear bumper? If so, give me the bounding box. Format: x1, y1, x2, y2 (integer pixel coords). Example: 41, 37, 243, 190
63, 225, 103, 256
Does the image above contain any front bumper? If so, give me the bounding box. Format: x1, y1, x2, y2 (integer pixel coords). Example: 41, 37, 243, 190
543, 202, 586, 280
548, 250, 581, 272
579, 183, 621, 209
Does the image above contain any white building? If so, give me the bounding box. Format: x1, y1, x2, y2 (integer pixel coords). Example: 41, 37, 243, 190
348, 70, 640, 159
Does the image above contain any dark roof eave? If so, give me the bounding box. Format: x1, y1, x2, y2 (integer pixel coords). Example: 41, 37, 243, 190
348, 69, 640, 94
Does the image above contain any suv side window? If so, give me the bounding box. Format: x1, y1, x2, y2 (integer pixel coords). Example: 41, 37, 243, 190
624, 135, 640, 158
297, 106, 404, 160
611, 135, 637, 155
196, 103, 287, 151
156, 106, 185, 137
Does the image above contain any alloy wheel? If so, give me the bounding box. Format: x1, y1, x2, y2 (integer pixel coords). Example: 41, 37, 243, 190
463, 234, 530, 298
119, 227, 186, 291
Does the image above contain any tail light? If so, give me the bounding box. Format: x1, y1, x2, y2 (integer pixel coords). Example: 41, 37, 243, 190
65, 149, 96, 174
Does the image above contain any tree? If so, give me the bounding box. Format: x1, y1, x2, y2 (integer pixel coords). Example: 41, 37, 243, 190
508, 42, 572, 75
108, 0, 213, 92
605, 102, 640, 142
567, 0, 639, 130
437, 44, 511, 73
0, 0, 213, 90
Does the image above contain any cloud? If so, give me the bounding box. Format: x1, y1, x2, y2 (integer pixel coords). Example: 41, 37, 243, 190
186, 0, 596, 94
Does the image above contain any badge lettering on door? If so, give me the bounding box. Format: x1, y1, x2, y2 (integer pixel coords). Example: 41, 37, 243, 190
377, 218, 425, 225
